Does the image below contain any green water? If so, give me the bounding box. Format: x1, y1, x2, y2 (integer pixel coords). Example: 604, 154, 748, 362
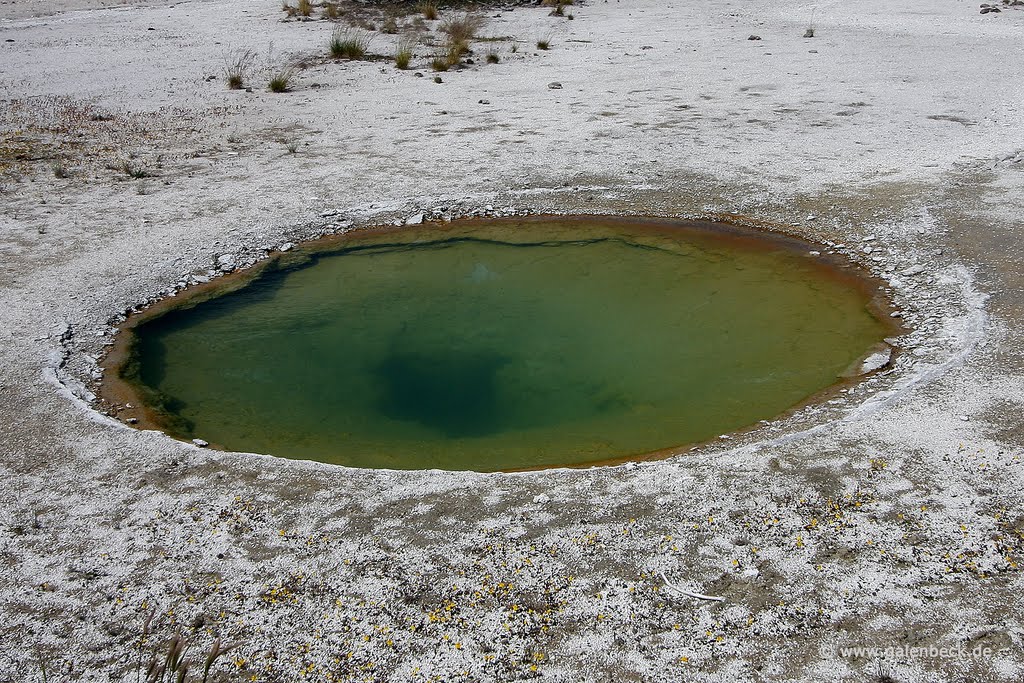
127, 217, 890, 470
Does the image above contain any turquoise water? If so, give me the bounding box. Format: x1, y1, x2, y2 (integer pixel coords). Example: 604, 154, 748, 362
126, 217, 890, 470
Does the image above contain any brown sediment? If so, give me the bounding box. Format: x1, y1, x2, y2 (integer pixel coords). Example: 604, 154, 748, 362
98, 213, 906, 470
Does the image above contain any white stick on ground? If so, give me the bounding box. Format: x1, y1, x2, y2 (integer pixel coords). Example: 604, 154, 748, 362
659, 571, 725, 602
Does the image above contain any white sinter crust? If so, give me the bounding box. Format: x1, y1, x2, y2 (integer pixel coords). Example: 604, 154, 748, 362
1, 0, 1023, 681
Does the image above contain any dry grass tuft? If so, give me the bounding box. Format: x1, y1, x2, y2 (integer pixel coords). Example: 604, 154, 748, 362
440, 13, 483, 44
395, 39, 415, 69
120, 158, 151, 179
223, 49, 255, 90
418, 1, 439, 20
268, 66, 296, 92
329, 27, 371, 59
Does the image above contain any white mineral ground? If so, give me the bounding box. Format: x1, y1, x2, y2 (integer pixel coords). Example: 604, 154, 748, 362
1, 0, 1023, 681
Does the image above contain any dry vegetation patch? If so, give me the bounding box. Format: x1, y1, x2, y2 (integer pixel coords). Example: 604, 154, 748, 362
0, 97, 181, 184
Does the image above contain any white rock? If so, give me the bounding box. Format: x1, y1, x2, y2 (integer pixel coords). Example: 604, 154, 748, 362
860, 348, 892, 374
902, 264, 925, 276
405, 213, 424, 225
280, 242, 294, 252
533, 493, 550, 504
192, 438, 209, 447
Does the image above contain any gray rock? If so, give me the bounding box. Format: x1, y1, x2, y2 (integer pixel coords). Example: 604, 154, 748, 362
548, 82, 562, 89
216, 254, 236, 272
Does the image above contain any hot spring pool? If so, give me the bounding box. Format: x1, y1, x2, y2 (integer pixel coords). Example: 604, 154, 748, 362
107, 216, 895, 470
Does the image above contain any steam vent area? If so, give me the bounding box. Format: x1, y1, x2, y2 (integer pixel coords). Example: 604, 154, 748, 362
2, 1, 1024, 682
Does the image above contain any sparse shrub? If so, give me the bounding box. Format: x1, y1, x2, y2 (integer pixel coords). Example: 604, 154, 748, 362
223, 49, 255, 90
536, 37, 550, 50
486, 50, 499, 64
297, 0, 312, 17
431, 57, 450, 72
329, 27, 370, 59
550, 3, 564, 16
381, 16, 398, 34
418, 1, 439, 20
281, 1, 296, 17
285, 141, 299, 154
395, 39, 414, 69
510, 42, 518, 53
323, 2, 340, 20
52, 162, 69, 178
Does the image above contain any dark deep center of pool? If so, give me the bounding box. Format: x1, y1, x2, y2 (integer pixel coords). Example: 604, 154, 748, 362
121, 217, 892, 470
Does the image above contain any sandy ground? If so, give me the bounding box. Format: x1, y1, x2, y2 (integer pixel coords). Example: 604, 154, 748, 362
1, 0, 1024, 681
